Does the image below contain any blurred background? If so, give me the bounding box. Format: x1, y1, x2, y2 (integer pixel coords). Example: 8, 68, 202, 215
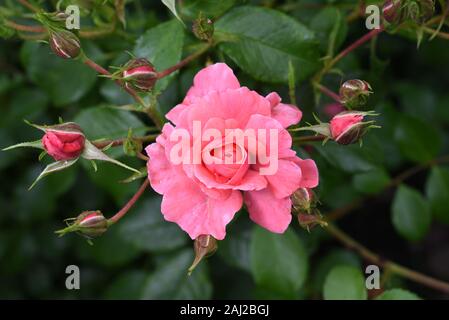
0, 0, 449, 299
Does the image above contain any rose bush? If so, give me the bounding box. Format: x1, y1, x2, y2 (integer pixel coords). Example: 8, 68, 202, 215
1, 0, 448, 301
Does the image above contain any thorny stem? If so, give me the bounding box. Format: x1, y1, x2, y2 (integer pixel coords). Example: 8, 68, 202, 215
315, 84, 341, 103
325, 223, 449, 294
82, 57, 164, 129
108, 179, 149, 224
423, 27, 449, 40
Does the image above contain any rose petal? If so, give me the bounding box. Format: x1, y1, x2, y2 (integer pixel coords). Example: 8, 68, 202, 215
244, 188, 292, 233
265, 159, 302, 199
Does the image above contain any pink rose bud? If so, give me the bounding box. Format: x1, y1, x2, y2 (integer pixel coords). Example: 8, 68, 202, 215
42, 124, 85, 161
49, 30, 81, 59
56, 211, 108, 240
297, 209, 327, 232
382, 0, 402, 23
339, 79, 372, 109
188, 235, 218, 275
330, 111, 376, 145
192, 13, 214, 41
122, 58, 158, 92
292, 188, 315, 213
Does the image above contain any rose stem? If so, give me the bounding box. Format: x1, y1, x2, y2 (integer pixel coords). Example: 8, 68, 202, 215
325, 223, 449, 294
108, 179, 149, 225
92, 134, 157, 149
4, 20, 45, 33
293, 135, 326, 143
82, 57, 164, 129
18, 0, 39, 12
315, 84, 341, 103
156, 44, 211, 79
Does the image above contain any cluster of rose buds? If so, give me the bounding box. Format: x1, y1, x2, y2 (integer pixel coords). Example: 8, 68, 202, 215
291, 188, 327, 231
303, 79, 377, 146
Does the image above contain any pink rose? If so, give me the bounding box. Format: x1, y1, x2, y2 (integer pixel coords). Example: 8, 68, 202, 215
145, 63, 319, 240
42, 129, 85, 161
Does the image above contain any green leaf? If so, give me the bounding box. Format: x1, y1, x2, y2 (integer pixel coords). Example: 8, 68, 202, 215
141, 250, 212, 299
215, 6, 320, 83
394, 115, 441, 164
376, 288, 421, 300
74, 106, 147, 140
250, 227, 308, 298
311, 249, 361, 295
310, 7, 348, 56
426, 166, 449, 224
104, 270, 147, 299
29, 158, 78, 190
134, 19, 185, 92
74, 106, 147, 158
218, 220, 252, 272
20, 42, 97, 106
352, 168, 391, 195
161, 0, 185, 26
118, 196, 188, 252
323, 265, 367, 300
392, 185, 431, 242
180, 0, 237, 19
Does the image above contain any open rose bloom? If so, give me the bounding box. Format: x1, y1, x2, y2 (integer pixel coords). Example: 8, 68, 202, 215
146, 63, 318, 240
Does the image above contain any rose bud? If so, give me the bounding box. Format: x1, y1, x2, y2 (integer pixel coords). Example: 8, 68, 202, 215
49, 30, 81, 59
416, 0, 435, 23
330, 111, 378, 145
56, 211, 109, 240
339, 79, 372, 109
122, 58, 158, 92
382, 0, 402, 24
42, 123, 85, 161
292, 188, 315, 213
188, 235, 218, 275
192, 13, 214, 41
297, 209, 327, 232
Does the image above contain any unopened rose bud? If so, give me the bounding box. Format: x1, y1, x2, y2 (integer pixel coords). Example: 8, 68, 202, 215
382, 0, 403, 24
297, 210, 327, 232
415, 0, 435, 23
56, 211, 109, 240
188, 235, 217, 275
49, 30, 81, 59
330, 111, 377, 145
292, 188, 315, 213
339, 79, 372, 109
192, 13, 214, 41
122, 58, 158, 92
42, 123, 85, 161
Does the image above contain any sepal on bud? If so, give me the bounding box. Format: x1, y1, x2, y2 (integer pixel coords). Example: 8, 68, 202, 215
339, 80, 372, 109
297, 209, 328, 232
188, 235, 217, 275
55, 211, 109, 241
